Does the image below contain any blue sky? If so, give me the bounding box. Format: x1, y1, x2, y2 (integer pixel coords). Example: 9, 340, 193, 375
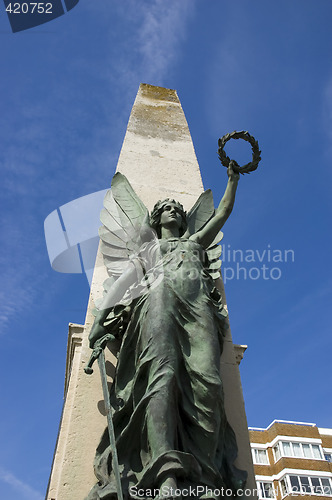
1, 1, 331, 498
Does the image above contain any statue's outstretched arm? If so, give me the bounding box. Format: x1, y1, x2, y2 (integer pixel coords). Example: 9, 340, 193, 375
192, 162, 240, 249
89, 262, 137, 348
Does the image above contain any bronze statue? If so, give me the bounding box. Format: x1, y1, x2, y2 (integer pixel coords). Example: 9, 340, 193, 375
86, 133, 261, 499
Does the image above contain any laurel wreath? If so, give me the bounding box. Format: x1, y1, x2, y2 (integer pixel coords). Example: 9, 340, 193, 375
218, 130, 261, 174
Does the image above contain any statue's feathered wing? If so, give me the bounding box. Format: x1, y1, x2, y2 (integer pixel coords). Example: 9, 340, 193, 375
186, 189, 223, 280
99, 172, 149, 297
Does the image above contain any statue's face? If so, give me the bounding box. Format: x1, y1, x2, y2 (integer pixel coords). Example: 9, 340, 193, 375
160, 202, 183, 229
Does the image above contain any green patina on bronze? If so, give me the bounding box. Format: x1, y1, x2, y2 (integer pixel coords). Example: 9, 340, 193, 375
85, 152, 259, 499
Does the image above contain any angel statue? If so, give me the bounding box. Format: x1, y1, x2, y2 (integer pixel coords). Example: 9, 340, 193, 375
86, 163, 247, 500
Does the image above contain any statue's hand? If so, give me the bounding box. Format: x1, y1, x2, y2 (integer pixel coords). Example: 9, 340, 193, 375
227, 161, 240, 182
89, 320, 107, 349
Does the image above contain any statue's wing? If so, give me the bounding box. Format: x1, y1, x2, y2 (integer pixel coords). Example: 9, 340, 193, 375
206, 231, 224, 280
99, 173, 148, 283
187, 190, 224, 280
110, 172, 148, 235
186, 189, 215, 234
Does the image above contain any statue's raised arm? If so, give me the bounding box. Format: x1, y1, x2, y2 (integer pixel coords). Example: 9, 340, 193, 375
189, 161, 240, 249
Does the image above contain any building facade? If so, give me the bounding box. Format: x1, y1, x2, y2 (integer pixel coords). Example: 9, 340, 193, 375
249, 420, 332, 500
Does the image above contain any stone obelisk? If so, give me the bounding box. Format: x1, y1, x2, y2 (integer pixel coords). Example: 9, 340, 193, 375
46, 84, 256, 499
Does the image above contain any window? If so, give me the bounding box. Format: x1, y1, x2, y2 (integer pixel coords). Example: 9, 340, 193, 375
324, 453, 332, 462
312, 445, 322, 459
284, 442, 292, 456
289, 475, 300, 491
274, 440, 323, 461
322, 479, 332, 496
293, 442, 301, 457
273, 443, 281, 461
299, 476, 311, 493
311, 477, 322, 495
279, 478, 287, 497
252, 448, 269, 464
257, 481, 275, 498
302, 444, 311, 458
279, 475, 332, 497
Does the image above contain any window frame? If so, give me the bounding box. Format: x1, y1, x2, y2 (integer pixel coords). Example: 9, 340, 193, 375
273, 440, 324, 461
279, 474, 332, 498
252, 447, 270, 465
273, 443, 281, 462
257, 480, 275, 499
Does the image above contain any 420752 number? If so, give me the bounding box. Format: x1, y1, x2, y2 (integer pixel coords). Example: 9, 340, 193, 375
5, 2, 53, 14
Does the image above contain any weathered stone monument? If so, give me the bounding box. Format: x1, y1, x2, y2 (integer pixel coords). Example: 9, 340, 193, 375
46, 84, 257, 500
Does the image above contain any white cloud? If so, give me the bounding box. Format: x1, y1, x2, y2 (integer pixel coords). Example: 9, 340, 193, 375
101, 0, 193, 104
0, 218, 46, 332
0, 466, 43, 500
136, 0, 193, 83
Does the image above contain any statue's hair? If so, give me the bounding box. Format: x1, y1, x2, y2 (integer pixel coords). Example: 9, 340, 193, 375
150, 199, 187, 238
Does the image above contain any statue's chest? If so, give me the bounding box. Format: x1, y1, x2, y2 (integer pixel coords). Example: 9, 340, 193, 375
159, 239, 205, 271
